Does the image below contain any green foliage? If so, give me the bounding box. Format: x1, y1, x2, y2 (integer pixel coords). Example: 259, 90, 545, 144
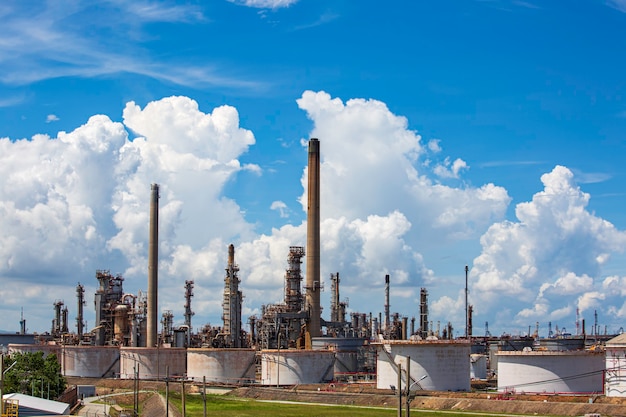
2, 351, 67, 399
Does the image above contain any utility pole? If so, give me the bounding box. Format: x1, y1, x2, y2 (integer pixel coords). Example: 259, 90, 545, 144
1, 353, 4, 416
397, 362, 402, 417
165, 366, 169, 417
181, 379, 186, 417
203, 376, 207, 417
133, 364, 139, 417
405, 356, 411, 417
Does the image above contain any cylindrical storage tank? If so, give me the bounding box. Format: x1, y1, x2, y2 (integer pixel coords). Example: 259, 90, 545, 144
470, 354, 487, 380
496, 350, 605, 394
498, 338, 534, 351
114, 304, 129, 343
174, 329, 186, 348
538, 337, 585, 351
605, 333, 626, 397
187, 348, 256, 384
260, 349, 335, 385
119, 347, 186, 379
9, 344, 120, 378
373, 340, 470, 392
312, 337, 365, 376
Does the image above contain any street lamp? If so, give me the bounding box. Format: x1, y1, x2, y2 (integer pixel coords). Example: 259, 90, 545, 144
405, 375, 428, 417
0, 354, 17, 415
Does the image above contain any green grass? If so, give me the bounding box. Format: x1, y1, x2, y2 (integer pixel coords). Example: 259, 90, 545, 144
170, 393, 396, 416
160, 392, 544, 417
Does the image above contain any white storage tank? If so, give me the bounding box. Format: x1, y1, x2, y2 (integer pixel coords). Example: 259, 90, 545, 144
497, 349, 605, 394
373, 340, 471, 392
119, 347, 186, 379
260, 349, 335, 385
605, 333, 626, 397
470, 354, 487, 380
9, 344, 120, 378
187, 348, 256, 384
311, 337, 365, 376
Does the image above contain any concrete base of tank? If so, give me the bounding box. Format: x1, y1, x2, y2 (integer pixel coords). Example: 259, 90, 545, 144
260, 349, 335, 386
9, 344, 120, 378
187, 348, 256, 384
119, 347, 186, 379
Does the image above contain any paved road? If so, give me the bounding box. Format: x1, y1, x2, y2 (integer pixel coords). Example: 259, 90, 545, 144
75, 396, 111, 417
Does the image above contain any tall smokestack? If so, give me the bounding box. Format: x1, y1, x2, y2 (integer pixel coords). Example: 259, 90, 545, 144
147, 183, 159, 347
305, 138, 321, 345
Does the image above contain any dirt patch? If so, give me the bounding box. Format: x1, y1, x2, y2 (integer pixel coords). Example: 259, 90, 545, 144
140, 392, 182, 417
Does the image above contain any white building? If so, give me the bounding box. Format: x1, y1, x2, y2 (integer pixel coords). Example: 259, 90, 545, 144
2, 393, 70, 416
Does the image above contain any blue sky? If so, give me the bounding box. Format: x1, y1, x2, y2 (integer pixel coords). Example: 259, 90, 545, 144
1, 0, 626, 338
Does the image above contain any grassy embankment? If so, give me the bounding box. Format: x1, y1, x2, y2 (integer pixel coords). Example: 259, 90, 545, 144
108, 391, 554, 417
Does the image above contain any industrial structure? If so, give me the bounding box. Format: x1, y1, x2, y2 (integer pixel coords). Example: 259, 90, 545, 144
496, 349, 605, 394
4, 137, 625, 400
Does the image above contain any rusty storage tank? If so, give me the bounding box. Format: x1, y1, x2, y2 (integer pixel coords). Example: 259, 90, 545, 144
119, 347, 186, 379
114, 304, 129, 344
187, 348, 256, 384
373, 340, 471, 392
9, 344, 120, 378
496, 349, 605, 394
260, 349, 335, 386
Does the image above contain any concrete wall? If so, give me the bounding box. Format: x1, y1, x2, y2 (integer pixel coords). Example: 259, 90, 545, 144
187, 348, 256, 384
497, 350, 604, 394
119, 347, 186, 379
260, 349, 335, 385
374, 341, 471, 392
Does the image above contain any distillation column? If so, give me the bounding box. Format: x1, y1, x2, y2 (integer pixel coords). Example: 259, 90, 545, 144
384, 274, 390, 331
305, 138, 321, 344
419, 287, 428, 338
285, 246, 305, 313
223, 244, 243, 347
76, 283, 85, 339
147, 183, 159, 347
184, 280, 194, 346
330, 272, 340, 323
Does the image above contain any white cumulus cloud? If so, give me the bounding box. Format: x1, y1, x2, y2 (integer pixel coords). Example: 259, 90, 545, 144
471, 165, 626, 332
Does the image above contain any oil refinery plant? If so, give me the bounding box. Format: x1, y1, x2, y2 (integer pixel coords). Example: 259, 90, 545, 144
5, 139, 626, 399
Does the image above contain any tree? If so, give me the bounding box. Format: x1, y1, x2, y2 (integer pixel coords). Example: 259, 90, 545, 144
2, 351, 67, 399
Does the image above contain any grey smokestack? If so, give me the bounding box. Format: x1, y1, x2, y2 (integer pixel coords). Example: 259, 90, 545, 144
147, 183, 159, 347
305, 138, 321, 343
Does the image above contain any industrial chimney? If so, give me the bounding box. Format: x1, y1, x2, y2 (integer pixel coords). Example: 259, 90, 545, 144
305, 138, 321, 345
147, 183, 159, 347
